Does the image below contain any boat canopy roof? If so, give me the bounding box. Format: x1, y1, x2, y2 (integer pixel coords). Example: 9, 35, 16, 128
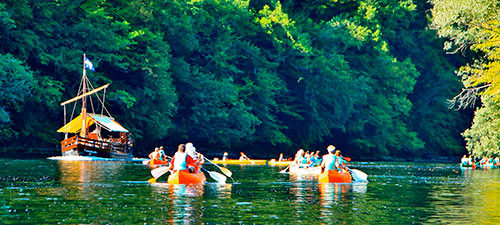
57, 113, 129, 133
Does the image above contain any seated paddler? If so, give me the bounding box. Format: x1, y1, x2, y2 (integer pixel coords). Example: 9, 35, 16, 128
168, 144, 203, 173
309, 150, 322, 167
321, 145, 348, 173
148, 147, 160, 165
186, 142, 204, 172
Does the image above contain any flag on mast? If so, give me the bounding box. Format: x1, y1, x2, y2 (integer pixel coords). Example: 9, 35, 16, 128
84, 56, 95, 72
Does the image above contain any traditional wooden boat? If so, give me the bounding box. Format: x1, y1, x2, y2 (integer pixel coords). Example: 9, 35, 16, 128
318, 170, 352, 183
167, 170, 206, 185
57, 55, 133, 159
268, 159, 293, 166
289, 164, 321, 175
211, 159, 267, 165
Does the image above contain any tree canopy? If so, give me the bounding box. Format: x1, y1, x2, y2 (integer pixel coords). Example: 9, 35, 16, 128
431, 0, 500, 157
0, 0, 470, 160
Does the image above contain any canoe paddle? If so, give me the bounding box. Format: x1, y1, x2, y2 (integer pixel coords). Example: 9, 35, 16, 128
148, 166, 171, 183
279, 165, 290, 173
203, 156, 233, 177
348, 168, 368, 182
201, 168, 227, 183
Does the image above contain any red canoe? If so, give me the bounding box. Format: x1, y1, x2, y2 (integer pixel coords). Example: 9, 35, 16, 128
318, 170, 352, 183
167, 170, 206, 185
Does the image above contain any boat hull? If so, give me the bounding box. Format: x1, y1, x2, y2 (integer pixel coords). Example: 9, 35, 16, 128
460, 164, 476, 169
167, 170, 206, 185
212, 159, 267, 165
318, 170, 352, 183
61, 136, 132, 159
268, 159, 293, 166
289, 164, 321, 175
142, 159, 169, 165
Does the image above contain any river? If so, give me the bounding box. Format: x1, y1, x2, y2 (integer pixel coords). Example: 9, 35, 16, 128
0, 158, 499, 224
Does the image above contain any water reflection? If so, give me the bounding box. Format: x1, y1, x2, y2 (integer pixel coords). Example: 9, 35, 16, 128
40, 160, 128, 200
425, 169, 500, 224
5, 159, 500, 224
57, 160, 127, 183
150, 183, 205, 224
207, 183, 232, 199
289, 173, 318, 181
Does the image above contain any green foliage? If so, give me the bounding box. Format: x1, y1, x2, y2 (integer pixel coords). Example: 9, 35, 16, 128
463, 97, 500, 157
0, 53, 35, 142
431, 0, 500, 157
0, 0, 470, 159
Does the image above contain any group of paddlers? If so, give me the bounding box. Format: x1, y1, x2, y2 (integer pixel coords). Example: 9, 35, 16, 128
461, 155, 500, 168
221, 152, 251, 161
292, 145, 349, 173
148, 142, 205, 173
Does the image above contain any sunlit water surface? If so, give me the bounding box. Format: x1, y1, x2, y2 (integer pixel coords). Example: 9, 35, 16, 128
0, 158, 499, 224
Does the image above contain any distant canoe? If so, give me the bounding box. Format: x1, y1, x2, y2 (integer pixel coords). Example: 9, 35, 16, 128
142, 159, 169, 165
167, 170, 206, 185
289, 164, 321, 175
211, 159, 267, 165
268, 159, 293, 166
318, 170, 352, 183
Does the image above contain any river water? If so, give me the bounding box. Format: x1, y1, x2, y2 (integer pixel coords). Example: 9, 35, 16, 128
0, 158, 499, 224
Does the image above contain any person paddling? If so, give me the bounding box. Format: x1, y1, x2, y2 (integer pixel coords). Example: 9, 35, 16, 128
321, 145, 347, 173
149, 147, 162, 165
168, 144, 203, 173
293, 149, 308, 164
309, 150, 322, 167
223, 152, 229, 161
239, 152, 250, 161
185, 142, 204, 173
158, 146, 167, 162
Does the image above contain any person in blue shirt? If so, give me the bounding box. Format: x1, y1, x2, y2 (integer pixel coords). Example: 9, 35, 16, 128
321, 145, 347, 172
309, 150, 322, 167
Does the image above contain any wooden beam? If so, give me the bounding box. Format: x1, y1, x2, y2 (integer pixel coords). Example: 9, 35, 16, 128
60, 84, 110, 106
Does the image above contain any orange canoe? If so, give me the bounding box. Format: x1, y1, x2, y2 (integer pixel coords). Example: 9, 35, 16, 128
142, 159, 169, 165
167, 170, 206, 185
318, 170, 352, 183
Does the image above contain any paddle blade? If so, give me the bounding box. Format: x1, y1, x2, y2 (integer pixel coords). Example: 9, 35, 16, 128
219, 167, 233, 177
344, 157, 352, 162
148, 177, 157, 184
279, 165, 290, 173
151, 166, 170, 178
351, 169, 368, 182
203, 156, 232, 177
206, 170, 227, 183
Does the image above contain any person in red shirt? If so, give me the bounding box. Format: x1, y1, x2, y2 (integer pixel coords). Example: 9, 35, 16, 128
168, 144, 203, 173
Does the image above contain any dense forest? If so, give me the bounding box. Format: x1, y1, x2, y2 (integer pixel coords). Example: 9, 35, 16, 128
0, 0, 474, 160
431, 0, 500, 158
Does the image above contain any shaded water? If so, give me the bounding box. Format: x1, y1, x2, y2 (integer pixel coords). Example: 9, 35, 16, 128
0, 158, 499, 224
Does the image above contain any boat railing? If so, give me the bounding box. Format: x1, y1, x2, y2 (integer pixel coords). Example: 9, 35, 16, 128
61, 135, 130, 153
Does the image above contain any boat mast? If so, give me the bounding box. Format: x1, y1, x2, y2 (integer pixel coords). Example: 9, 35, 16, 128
80, 54, 87, 138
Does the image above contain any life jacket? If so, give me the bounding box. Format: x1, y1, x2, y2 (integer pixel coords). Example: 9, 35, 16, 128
173, 152, 188, 171
300, 156, 308, 164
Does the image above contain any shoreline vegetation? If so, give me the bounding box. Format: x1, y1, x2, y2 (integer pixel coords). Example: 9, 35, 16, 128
2, 0, 493, 160
0, 147, 457, 163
